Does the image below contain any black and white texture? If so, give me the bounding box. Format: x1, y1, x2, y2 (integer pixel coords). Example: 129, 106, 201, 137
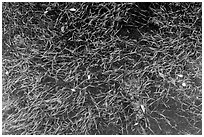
2, 2, 202, 135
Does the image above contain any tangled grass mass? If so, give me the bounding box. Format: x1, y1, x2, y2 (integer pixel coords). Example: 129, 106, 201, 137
2, 2, 202, 135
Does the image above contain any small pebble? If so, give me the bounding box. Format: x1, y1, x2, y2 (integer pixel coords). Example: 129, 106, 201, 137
61, 26, 65, 33
44, 10, 48, 14
134, 122, 139, 126
5, 71, 9, 75
140, 105, 145, 113
69, 8, 77, 12
182, 82, 187, 87
44, 7, 51, 14
178, 74, 183, 78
